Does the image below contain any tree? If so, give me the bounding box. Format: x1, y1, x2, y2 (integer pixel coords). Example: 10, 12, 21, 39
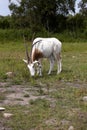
78, 0, 87, 16
66, 14, 85, 37
78, 0, 87, 35
0, 16, 11, 29
9, 0, 76, 32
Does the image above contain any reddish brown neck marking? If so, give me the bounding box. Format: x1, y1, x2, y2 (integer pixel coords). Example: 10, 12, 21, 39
32, 48, 43, 62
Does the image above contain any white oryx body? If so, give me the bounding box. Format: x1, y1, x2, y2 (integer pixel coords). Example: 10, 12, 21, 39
23, 37, 62, 76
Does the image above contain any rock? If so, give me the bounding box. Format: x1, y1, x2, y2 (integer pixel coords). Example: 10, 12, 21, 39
61, 119, 70, 125
0, 107, 5, 111
83, 96, 87, 102
68, 126, 74, 130
72, 56, 75, 58
45, 118, 57, 126
3, 113, 13, 118
6, 72, 14, 78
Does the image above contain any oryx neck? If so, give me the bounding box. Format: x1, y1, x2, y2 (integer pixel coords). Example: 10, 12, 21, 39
32, 39, 42, 47
30, 39, 42, 59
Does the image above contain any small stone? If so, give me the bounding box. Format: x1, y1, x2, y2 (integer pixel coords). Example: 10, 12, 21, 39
68, 126, 74, 130
72, 56, 75, 58
83, 96, 87, 101
61, 119, 70, 125
6, 72, 14, 78
3, 113, 13, 118
0, 107, 5, 111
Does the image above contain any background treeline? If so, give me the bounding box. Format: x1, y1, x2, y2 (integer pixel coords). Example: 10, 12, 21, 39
0, 0, 87, 42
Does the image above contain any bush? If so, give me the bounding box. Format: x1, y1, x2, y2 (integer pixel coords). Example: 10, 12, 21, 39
0, 28, 87, 43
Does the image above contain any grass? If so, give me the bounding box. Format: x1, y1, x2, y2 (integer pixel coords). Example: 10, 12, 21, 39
0, 41, 87, 83
0, 41, 87, 82
0, 41, 87, 130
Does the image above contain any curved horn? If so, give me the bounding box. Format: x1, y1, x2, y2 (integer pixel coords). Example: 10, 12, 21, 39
30, 32, 35, 58
23, 35, 30, 63
31, 32, 35, 42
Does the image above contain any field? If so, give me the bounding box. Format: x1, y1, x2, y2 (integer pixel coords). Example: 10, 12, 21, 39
0, 41, 87, 130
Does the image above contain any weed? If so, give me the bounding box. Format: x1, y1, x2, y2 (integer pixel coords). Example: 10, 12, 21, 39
24, 94, 30, 98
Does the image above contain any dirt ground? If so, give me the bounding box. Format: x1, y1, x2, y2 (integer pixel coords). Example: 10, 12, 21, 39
0, 81, 87, 130
0, 82, 55, 106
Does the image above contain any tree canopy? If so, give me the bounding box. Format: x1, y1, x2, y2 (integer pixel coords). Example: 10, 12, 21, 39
78, 0, 87, 16
8, 0, 76, 31
0, 0, 87, 36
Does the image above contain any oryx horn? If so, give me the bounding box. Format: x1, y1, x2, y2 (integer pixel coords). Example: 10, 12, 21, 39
23, 35, 30, 63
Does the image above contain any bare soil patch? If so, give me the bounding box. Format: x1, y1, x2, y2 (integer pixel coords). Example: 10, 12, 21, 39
0, 81, 87, 130
0, 81, 87, 106
0, 81, 55, 106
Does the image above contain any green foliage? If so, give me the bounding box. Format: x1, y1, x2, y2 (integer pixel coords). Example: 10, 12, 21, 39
8, 0, 76, 32
0, 29, 33, 42
0, 28, 87, 43
78, 0, 87, 16
0, 1, 86, 35
0, 16, 10, 29
67, 14, 85, 32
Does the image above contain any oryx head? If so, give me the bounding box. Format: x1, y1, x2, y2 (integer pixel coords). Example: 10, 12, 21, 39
23, 59, 39, 76
23, 35, 39, 76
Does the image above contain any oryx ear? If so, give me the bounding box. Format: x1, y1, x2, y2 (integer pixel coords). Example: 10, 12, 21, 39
23, 59, 28, 64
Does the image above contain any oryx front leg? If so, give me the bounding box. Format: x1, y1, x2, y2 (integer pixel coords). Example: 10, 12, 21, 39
39, 64, 42, 76
36, 65, 42, 76
36, 61, 42, 76
36, 66, 40, 75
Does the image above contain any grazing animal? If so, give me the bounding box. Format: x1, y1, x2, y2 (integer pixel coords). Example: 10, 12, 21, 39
23, 37, 62, 76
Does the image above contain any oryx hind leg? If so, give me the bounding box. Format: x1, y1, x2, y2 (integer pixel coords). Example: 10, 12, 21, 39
53, 52, 62, 74
57, 53, 62, 74
48, 56, 55, 75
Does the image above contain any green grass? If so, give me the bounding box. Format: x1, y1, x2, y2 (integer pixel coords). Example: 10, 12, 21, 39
0, 41, 87, 83
0, 41, 87, 130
